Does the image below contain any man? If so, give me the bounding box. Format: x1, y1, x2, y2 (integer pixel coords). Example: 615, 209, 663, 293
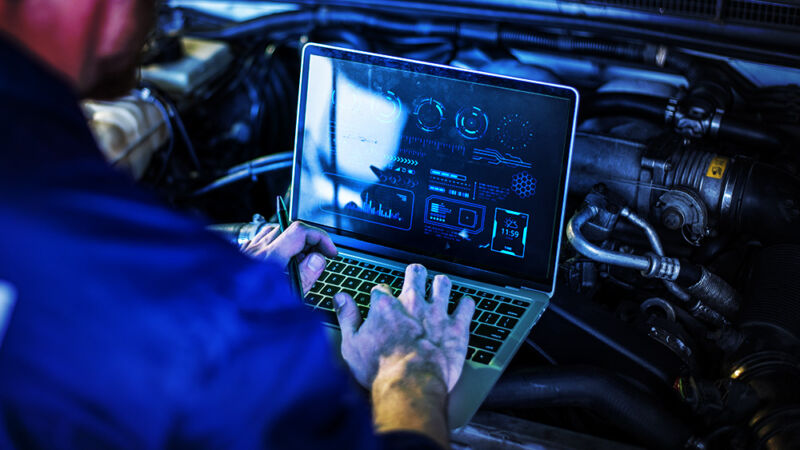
0, 0, 475, 448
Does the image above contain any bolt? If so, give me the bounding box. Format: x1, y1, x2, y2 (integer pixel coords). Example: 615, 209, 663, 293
663, 208, 684, 230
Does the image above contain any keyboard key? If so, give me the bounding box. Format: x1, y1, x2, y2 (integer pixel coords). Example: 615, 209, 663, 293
475, 324, 510, 341
496, 304, 526, 318
357, 270, 379, 281
390, 277, 404, 290
470, 322, 478, 332
374, 274, 395, 285
320, 284, 338, 297
478, 299, 499, 311
375, 267, 391, 273
496, 316, 518, 329
341, 277, 361, 290
476, 291, 493, 299
326, 274, 345, 286
358, 262, 375, 269
332, 254, 344, 261
463, 287, 476, 295
472, 308, 482, 320
310, 283, 324, 294
479, 312, 500, 325
341, 289, 357, 298
358, 306, 369, 319
390, 269, 404, 277
328, 262, 345, 273
466, 347, 476, 359
355, 294, 371, 305
472, 350, 494, 364
469, 335, 503, 353
357, 281, 374, 293
305, 293, 323, 306
342, 257, 359, 265
342, 266, 362, 277
495, 296, 512, 303
318, 297, 334, 310
512, 299, 531, 307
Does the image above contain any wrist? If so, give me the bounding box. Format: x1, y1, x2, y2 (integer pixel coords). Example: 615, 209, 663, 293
371, 352, 449, 448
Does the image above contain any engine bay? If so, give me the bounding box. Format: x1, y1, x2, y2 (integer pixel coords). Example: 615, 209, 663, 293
87, 1, 800, 448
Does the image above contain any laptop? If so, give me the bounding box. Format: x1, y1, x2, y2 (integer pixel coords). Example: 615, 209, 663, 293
290, 43, 578, 428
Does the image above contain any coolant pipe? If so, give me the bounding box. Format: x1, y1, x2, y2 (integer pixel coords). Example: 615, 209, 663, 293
566, 205, 668, 275
484, 366, 699, 450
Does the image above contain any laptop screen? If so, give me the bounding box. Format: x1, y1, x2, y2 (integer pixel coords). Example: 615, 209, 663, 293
293, 44, 578, 291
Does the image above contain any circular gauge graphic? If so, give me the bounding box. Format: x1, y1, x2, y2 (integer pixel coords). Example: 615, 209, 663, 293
498, 113, 534, 151
455, 106, 489, 140
371, 90, 402, 123
413, 98, 446, 132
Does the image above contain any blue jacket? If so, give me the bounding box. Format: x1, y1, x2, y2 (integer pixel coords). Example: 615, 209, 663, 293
0, 38, 436, 449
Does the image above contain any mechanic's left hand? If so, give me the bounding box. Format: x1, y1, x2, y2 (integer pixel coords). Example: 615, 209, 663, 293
240, 221, 338, 294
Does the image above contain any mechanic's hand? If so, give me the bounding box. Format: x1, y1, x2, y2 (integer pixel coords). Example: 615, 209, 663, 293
333, 263, 475, 392
240, 221, 337, 294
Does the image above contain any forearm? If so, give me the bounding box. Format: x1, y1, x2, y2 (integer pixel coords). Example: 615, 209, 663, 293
370, 352, 449, 449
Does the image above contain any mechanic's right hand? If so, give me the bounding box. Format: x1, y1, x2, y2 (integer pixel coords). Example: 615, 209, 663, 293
333, 263, 475, 392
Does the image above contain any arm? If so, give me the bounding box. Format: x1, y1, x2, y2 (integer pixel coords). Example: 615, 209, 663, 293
334, 264, 476, 448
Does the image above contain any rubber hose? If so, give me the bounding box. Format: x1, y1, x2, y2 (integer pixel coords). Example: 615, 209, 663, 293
585, 93, 669, 122
484, 366, 694, 450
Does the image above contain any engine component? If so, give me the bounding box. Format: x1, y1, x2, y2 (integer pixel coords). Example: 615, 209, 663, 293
484, 366, 699, 450
727, 245, 800, 450
141, 38, 233, 95
566, 187, 682, 281
655, 188, 708, 244
207, 214, 271, 246
568, 186, 741, 326
82, 90, 170, 179
569, 133, 800, 244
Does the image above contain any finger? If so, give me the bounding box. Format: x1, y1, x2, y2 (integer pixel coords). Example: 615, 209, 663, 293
333, 292, 361, 339
252, 224, 278, 244
270, 222, 337, 265
452, 295, 476, 332
298, 252, 327, 294
399, 264, 428, 316
400, 263, 427, 299
254, 225, 280, 247
430, 274, 451, 313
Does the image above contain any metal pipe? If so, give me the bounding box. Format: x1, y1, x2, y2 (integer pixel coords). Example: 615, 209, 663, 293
621, 208, 691, 301
566, 205, 652, 272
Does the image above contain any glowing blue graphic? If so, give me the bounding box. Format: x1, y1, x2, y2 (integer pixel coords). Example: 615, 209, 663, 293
424, 196, 485, 234
414, 98, 446, 132
498, 113, 534, 151
345, 192, 403, 220
511, 171, 537, 198
472, 148, 532, 169
402, 135, 466, 156
372, 90, 402, 123
455, 106, 489, 140
430, 169, 466, 181
320, 173, 414, 230
491, 208, 529, 258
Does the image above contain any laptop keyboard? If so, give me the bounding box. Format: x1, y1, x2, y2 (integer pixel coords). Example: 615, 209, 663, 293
303, 254, 532, 366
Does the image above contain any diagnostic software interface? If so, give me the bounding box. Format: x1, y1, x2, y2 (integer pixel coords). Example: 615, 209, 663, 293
296, 48, 575, 284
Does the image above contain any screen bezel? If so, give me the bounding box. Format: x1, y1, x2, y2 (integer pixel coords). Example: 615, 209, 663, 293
291, 43, 579, 295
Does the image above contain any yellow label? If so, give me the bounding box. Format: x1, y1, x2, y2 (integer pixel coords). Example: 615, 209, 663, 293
706, 156, 728, 179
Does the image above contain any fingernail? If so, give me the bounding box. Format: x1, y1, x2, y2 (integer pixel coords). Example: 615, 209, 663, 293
308, 254, 325, 271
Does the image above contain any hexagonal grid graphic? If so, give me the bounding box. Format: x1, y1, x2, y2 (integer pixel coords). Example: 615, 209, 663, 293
511, 171, 537, 198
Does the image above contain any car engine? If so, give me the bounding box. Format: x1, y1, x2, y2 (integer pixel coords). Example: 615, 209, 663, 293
85, 1, 800, 448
